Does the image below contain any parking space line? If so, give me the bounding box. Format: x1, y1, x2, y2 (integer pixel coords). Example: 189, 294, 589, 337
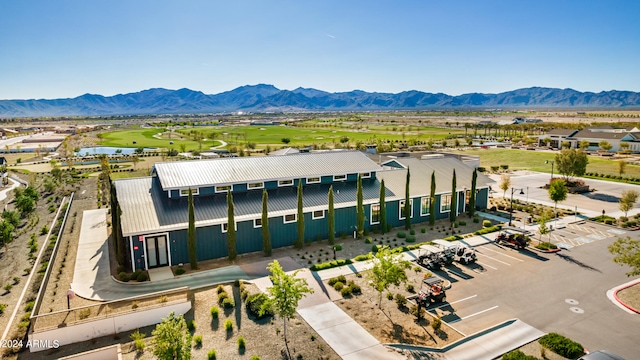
445, 268, 472, 279
477, 253, 511, 266
448, 305, 499, 323
480, 247, 525, 262
476, 261, 497, 270
429, 295, 478, 311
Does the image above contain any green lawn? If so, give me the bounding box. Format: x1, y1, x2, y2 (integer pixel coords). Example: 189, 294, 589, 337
99, 125, 465, 150
98, 128, 220, 151
452, 148, 640, 177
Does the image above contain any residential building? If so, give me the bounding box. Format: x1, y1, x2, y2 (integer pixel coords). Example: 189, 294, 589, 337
114, 151, 492, 271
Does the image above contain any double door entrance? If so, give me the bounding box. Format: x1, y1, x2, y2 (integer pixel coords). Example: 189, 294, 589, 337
146, 235, 169, 268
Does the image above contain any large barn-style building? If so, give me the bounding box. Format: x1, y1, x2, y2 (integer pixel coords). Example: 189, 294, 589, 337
114, 151, 492, 271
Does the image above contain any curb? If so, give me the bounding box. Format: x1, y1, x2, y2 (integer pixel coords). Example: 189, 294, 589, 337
613, 280, 640, 314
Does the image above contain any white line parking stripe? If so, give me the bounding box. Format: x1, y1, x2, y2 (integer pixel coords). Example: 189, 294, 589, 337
428, 295, 478, 311
448, 305, 499, 323
476, 261, 497, 270
481, 247, 525, 262
477, 253, 511, 266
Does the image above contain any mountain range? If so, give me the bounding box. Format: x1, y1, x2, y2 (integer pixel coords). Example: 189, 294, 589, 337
2, 85, 640, 117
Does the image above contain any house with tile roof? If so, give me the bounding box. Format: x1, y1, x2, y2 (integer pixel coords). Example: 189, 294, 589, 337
113, 151, 493, 271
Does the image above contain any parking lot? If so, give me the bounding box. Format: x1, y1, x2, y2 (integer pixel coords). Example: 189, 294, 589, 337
410, 224, 640, 358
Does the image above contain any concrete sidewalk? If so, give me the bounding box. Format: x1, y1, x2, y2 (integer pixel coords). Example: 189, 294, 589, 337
389, 319, 544, 360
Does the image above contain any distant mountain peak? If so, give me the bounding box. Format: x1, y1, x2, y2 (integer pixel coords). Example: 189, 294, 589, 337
1, 86, 639, 117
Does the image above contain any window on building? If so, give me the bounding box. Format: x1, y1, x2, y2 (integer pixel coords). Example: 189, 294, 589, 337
254, 218, 262, 228
222, 222, 237, 233
283, 214, 297, 223
215, 185, 231, 193
306, 177, 321, 184
360, 172, 371, 179
420, 197, 430, 216
399, 199, 413, 220
370, 204, 381, 224
312, 210, 324, 220
248, 182, 264, 189
465, 190, 471, 206
441, 194, 452, 212
278, 179, 294, 187
333, 174, 347, 182
180, 188, 199, 196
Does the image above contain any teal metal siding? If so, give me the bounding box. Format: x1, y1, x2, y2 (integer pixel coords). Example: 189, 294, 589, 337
199, 186, 215, 196
233, 183, 247, 192
476, 188, 489, 209
321, 176, 333, 184
265, 181, 278, 189
170, 189, 180, 198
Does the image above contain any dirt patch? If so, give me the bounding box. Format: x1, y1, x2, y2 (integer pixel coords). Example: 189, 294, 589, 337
616, 282, 640, 312
332, 271, 464, 348
23, 284, 340, 360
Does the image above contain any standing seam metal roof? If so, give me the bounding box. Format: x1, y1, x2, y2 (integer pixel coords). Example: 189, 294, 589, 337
154, 151, 382, 189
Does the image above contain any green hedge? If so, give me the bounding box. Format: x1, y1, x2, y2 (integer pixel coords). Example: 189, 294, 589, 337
474, 225, 502, 235
535, 242, 558, 250
443, 235, 463, 241
310, 259, 353, 271
502, 350, 538, 360
245, 293, 273, 319
538, 333, 584, 359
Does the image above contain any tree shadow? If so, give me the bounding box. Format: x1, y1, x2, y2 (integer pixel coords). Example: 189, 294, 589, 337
581, 192, 620, 203
210, 317, 218, 331
232, 285, 242, 330
555, 253, 601, 272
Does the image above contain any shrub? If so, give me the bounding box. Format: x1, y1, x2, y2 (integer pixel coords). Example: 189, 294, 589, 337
207, 349, 217, 360
348, 281, 361, 294
535, 242, 558, 250
187, 319, 196, 332
218, 291, 229, 304
118, 272, 129, 282
421, 227, 426, 233
237, 336, 246, 349
241, 289, 249, 301
372, 244, 380, 253
224, 319, 233, 331
365, 237, 372, 244
333, 244, 343, 251
538, 333, 584, 359
193, 335, 203, 347
333, 281, 345, 291
409, 305, 425, 318
473, 217, 480, 223
136, 272, 148, 282
395, 294, 407, 308
222, 297, 235, 309
25, 301, 34, 312
328, 275, 347, 286
210, 306, 220, 319
175, 267, 186, 275
406, 235, 416, 243
406, 284, 415, 293
474, 225, 502, 235
354, 253, 373, 261
502, 350, 538, 360
216, 285, 225, 294
246, 293, 273, 319
310, 259, 352, 271
4, 284, 12, 292
386, 292, 394, 300
340, 286, 353, 297
482, 219, 491, 228
409, 229, 415, 235
397, 231, 406, 238
0, 303, 7, 315
431, 316, 442, 332
135, 339, 146, 352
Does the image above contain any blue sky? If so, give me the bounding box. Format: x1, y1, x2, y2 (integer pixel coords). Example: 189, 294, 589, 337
1, 1, 639, 100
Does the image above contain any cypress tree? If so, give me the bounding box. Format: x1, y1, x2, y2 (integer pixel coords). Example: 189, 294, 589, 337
379, 179, 386, 234
404, 167, 411, 230
110, 181, 124, 266
429, 171, 436, 226
356, 174, 364, 238
328, 185, 335, 245
262, 189, 271, 256
227, 190, 237, 261
469, 169, 477, 217
450, 169, 457, 223
187, 188, 198, 269
294, 181, 304, 249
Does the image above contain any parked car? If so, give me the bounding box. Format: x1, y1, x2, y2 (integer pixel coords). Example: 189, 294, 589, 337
578, 350, 625, 360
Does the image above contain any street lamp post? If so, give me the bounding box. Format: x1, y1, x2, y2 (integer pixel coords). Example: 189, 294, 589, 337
545, 160, 554, 182
509, 187, 525, 227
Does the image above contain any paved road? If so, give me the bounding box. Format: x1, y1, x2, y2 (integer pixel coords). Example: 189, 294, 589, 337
489, 172, 640, 219
433, 232, 640, 359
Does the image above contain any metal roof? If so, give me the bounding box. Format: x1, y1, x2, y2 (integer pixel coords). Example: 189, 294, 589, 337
154, 150, 382, 190
115, 176, 394, 237
377, 157, 494, 197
